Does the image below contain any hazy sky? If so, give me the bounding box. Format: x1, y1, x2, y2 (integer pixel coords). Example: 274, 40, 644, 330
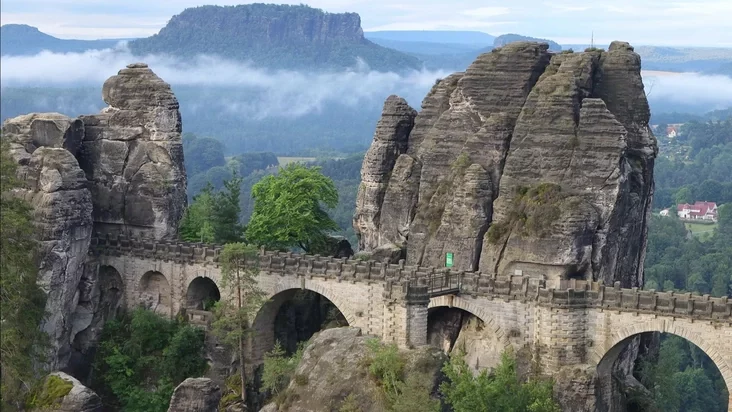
1, 0, 731, 47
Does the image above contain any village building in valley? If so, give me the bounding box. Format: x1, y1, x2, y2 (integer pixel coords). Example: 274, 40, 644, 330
661, 201, 719, 222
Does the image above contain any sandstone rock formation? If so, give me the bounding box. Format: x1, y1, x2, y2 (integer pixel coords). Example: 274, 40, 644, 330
168, 378, 222, 412
354, 41, 657, 288
261, 327, 445, 412
78, 63, 187, 240
2, 115, 94, 370
30, 372, 102, 412
1, 63, 186, 374
354, 95, 417, 251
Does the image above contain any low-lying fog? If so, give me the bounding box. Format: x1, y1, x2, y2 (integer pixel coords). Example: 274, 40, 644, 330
1, 46, 730, 152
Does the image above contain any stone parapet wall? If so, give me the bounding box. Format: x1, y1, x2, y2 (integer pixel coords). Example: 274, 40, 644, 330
91, 234, 732, 322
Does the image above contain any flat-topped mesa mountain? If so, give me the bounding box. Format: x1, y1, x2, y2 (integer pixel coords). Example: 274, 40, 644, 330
354, 41, 657, 289
129, 4, 421, 71
1, 63, 186, 371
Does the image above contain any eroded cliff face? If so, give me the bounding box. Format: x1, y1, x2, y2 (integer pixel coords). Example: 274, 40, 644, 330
354, 41, 657, 288
260, 327, 446, 412
2, 114, 94, 370
1, 63, 186, 374
78, 63, 187, 240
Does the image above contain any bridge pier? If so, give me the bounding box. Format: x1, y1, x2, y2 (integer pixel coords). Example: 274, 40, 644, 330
382, 282, 430, 348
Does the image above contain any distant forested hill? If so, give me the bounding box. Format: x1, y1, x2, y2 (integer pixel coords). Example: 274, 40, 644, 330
0, 24, 122, 56
128, 4, 421, 71
494, 34, 561, 51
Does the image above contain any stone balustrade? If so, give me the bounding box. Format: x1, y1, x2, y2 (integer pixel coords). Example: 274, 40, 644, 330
90, 234, 732, 322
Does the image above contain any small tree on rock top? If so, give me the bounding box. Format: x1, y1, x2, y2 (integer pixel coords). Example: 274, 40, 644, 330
245, 164, 338, 253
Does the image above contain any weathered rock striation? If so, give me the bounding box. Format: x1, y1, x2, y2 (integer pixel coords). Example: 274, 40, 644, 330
2, 114, 94, 370
168, 378, 222, 412
260, 327, 446, 412
354, 41, 657, 288
78, 63, 187, 241
354, 95, 417, 251
1, 63, 186, 374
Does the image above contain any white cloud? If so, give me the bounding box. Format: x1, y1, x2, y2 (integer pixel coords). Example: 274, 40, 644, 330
0, 47, 450, 119
643, 71, 732, 109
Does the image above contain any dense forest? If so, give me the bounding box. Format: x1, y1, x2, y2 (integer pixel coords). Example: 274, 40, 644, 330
653, 117, 732, 208
635, 334, 729, 412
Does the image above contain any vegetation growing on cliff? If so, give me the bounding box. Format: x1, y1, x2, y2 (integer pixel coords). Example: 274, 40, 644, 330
90, 309, 207, 411
24, 375, 73, 410
363, 339, 441, 412
486, 183, 565, 244
440, 350, 560, 412
0, 142, 48, 409
246, 164, 339, 253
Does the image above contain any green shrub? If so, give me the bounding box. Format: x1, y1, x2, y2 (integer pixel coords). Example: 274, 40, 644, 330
90, 309, 208, 412
293, 374, 309, 386
364, 339, 440, 411
365, 339, 405, 399
339, 393, 362, 412
487, 183, 566, 244
440, 350, 561, 412
262, 341, 306, 397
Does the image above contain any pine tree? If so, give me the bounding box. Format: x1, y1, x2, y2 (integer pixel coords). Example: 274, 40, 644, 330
211, 243, 266, 405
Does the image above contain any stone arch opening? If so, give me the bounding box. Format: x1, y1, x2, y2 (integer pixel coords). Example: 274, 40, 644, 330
428, 296, 514, 373
98, 265, 125, 320
596, 332, 730, 412
138, 271, 171, 315
185, 277, 220, 311
251, 288, 350, 362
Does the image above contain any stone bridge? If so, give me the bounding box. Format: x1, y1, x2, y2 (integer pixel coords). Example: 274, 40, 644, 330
90, 234, 732, 411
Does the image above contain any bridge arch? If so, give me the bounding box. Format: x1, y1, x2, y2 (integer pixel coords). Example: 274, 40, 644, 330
98, 265, 125, 320
250, 277, 355, 364
593, 320, 731, 411
138, 270, 172, 316
428, 295, 511, 347
186, 276, 221, 310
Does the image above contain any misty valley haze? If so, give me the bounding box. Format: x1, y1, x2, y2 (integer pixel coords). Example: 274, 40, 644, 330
1, 45, 731, 153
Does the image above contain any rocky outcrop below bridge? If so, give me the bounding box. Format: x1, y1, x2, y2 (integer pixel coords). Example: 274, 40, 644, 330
1, 63, 186, 372
354, 41, 657, 289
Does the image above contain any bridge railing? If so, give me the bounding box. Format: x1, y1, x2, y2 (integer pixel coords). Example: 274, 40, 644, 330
90, 234, 732, 321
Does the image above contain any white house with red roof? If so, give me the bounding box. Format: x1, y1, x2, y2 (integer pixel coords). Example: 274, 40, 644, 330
677, 201, 718, 222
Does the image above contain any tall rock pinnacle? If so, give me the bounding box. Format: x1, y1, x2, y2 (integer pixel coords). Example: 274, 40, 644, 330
78, 63, 187, 240
354, 41, 657, 288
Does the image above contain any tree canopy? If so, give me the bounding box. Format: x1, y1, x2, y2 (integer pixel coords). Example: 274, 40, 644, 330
440, 350, 560, 412
179, 175, 244, 244
245, 164, 338, 253
90, 309, 207, 411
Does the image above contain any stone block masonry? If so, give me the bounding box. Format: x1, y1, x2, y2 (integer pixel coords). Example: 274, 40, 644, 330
91, 234, 732, 411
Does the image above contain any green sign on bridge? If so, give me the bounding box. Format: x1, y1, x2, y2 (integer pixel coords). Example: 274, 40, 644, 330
445, 252, 454, 268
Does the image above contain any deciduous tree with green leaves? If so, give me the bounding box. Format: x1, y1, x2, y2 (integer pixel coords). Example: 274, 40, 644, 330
211, 243, 266, 405
0, 142, 47, 408
246, 164, 338, 253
